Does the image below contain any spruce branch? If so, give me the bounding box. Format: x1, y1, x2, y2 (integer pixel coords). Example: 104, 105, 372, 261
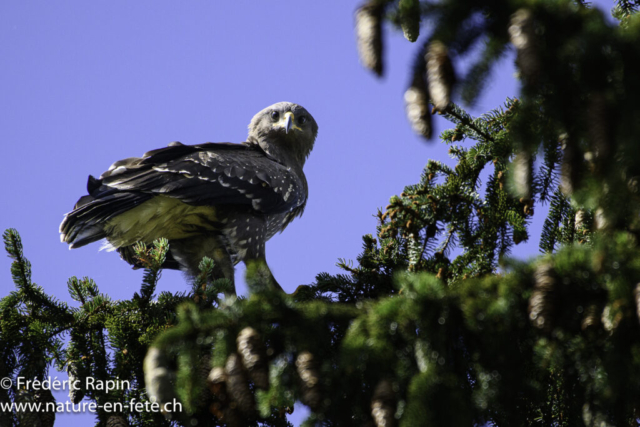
133, 238, 169, 303
443, 103, 496, 143
615, 0, 640, 18
3, 228, 32, 291
67, 276, 99, 304
539, 189, 571, 253
3, 229, 73, 321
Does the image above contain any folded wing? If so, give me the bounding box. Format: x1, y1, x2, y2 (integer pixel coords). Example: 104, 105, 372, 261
60, 142, 306, 248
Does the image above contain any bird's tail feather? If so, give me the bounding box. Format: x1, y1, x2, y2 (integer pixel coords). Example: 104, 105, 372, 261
60, 191, 152, 248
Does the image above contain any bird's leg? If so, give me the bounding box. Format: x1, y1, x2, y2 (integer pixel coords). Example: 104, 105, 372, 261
209, 246, 236, 297
223, 211, 283, 292
243, 257, 283, 292
170, 235, 236, 297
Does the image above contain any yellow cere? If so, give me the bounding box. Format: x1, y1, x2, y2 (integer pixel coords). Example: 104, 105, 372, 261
277, 111, 303, 132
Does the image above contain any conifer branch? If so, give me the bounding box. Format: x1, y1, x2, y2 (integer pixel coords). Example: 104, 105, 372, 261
133, 238, 169, 303
6, 2, 640, 425
443, 103, 496, 143
3, 228, 32, 291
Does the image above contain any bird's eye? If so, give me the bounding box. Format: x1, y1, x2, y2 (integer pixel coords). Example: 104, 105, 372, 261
297, 115, 307, 125
270, 111, 280, 121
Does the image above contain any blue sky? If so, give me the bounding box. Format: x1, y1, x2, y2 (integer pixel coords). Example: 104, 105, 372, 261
0, 1, 615, 425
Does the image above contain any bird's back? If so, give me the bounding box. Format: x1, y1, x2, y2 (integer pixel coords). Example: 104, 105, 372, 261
60, 141, 307, 250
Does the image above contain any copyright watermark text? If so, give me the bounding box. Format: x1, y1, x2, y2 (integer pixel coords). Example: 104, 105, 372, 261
1, 377, 182, 414
4, 376, 131, 393
0, 398, 182, 414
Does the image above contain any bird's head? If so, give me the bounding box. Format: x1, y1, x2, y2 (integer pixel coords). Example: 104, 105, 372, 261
247, 102, 318, 167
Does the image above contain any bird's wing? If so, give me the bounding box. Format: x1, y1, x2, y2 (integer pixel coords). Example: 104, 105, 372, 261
60, 142, 306, 248
98, 142, 306, 213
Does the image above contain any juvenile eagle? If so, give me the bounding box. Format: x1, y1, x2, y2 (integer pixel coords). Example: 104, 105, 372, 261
60, 102, 318, 293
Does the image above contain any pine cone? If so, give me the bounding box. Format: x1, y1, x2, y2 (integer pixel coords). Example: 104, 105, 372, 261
513, 229, 526, 245
225, 353, 256, 416
512, 151, 532, 200
356, 2, 384, 76
426, 41, 455, 112
594, 208, 609, 231
15, 389, 42, 427
560, 140, 582, 195
405, 45, 432, 139
143, 347, 177, 409
207, 367, 227, 395
601, 305, 622, 333
106, 414, 129, 427
581, 303, 601, 331
237, 327, 269, 390
509, 9, 540, 84
628, 177, 639, 194
207, 369, 228, 419
371, 379, 395, 427
582, 402, 613, 427
634, 283, 640, 326
529, 261, 558, 330
207, 367, 243, 427
295, 351, 322, 412
67, 362, 85, 404
575, 210, 586, 231
398, 0, 420, 42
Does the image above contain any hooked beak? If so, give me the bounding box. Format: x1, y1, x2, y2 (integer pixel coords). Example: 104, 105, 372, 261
283, 111, 294, 134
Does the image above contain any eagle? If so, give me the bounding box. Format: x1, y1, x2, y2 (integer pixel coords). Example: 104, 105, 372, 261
60, 102, 318, 294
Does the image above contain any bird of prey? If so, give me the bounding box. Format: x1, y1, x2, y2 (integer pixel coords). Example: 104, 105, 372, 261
60, 102, 318, 294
